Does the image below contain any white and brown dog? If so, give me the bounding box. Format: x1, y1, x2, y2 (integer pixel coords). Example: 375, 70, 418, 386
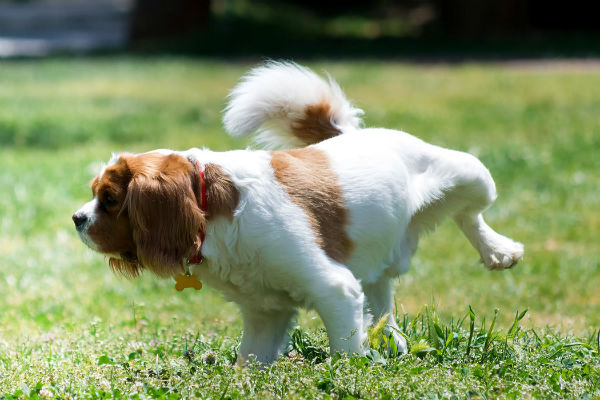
73, 62, 523, 364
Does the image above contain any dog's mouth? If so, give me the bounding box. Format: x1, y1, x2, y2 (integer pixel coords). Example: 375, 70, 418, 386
76, 230, 100, 251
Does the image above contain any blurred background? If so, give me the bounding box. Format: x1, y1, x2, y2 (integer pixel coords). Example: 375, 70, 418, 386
1, 0, 599, 58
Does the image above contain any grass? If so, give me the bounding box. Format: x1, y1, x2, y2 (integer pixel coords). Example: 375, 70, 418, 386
0, 58, 599, 398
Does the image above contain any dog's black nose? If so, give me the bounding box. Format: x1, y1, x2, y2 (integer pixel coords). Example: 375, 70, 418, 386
72, 213, 87, 229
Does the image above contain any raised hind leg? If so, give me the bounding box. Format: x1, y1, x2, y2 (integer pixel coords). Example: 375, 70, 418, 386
455, 213, 523, 270
444, 152, 524, 269
411, 148, 523, 269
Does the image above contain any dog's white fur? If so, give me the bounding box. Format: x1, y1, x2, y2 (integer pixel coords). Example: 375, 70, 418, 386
204, 62, 521, 362
224, 62, 364, 149
76, 62, 524, 364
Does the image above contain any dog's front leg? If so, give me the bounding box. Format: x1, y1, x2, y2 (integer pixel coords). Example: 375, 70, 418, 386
237, 307, 296, 365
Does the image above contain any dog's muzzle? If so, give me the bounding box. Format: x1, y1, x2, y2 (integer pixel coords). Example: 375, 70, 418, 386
72, 212, 88, 231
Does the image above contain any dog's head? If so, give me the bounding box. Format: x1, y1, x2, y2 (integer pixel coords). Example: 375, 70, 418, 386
72, 152, 206, 278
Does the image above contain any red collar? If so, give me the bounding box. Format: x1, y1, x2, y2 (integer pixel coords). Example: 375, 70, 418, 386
188, 160, 207, 264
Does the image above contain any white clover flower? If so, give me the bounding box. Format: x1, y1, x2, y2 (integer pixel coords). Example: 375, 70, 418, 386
133, 381, 144, 393
98, 378, 111, 391
39, 387, 54, 399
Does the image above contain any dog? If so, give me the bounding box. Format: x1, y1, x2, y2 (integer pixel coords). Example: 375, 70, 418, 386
72, 62, 523, 364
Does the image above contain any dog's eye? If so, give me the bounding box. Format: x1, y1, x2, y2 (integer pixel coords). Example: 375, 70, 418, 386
103, 194, 118, 208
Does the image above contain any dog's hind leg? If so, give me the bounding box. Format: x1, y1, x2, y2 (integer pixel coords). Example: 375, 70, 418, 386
362, 274, 407, 355
445, 153, 523, 270
237, 308, 297, 365
454, 213, 524, 270
411, 149, 523, 269
307, 261, 368, 356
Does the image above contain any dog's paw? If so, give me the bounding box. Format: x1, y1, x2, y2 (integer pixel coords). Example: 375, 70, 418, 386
480, 235, 524, 270
384, 326, 408, 356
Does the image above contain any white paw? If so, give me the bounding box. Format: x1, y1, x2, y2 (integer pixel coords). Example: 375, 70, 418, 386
384, 326, 408, 356
480, 236, 524, 270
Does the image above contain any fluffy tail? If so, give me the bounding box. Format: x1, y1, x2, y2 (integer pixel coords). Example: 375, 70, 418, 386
223, 61, 363, 149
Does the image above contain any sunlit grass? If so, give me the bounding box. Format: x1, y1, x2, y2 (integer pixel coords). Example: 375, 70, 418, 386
0, 58, 599, 397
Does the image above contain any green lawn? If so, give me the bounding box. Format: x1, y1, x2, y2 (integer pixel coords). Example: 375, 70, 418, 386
0, 58, 599, 398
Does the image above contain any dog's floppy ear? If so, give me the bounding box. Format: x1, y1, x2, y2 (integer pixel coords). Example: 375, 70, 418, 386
204, 163, 240, 221
126, 154, 205, 277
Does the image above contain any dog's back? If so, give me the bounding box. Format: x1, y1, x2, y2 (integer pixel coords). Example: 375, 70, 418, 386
224, 62, 522, 276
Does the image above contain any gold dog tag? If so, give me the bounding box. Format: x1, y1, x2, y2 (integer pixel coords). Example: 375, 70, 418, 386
174, 274, 203, 291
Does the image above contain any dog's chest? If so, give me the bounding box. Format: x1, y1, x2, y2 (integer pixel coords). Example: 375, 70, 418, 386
192, 260, 303, 312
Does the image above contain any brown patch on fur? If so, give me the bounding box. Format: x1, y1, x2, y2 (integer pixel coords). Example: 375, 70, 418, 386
204, 163, 240, 221
270, 148, 353, 262
290, 102, 342, 146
